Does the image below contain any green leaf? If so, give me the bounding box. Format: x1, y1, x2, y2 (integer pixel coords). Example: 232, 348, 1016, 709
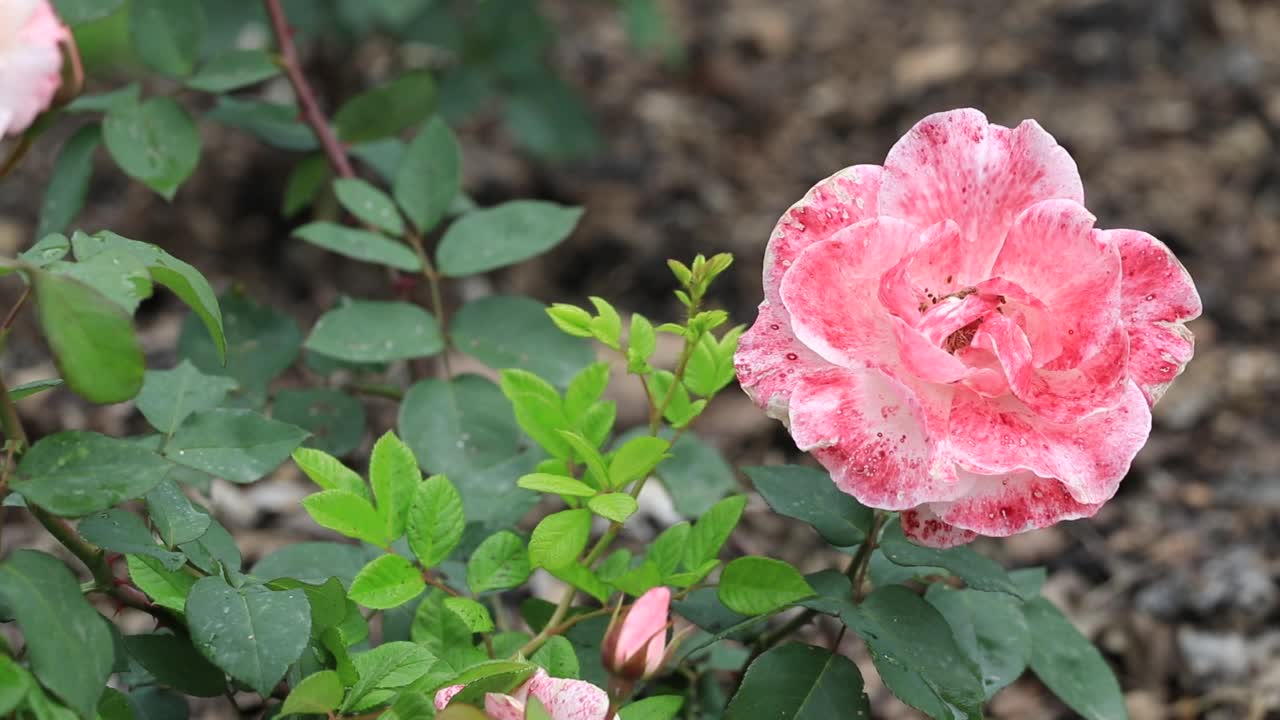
685, 495, 747, 568
564, 362, 609, 417
925, 586, 1031, 699
53, 244, 152, 314
126, 554, 196, 613
399, 375, 525, 479
452, 296, 594, 388
529, 635, 579, 679
205, 97, 316, 151
38, 124, 99, 238
123, 633, 226, 697
129, 0, 205, 76
185, 576, 311, 697
332, 178, 405, 235
280, 670, 342, 716
626, 313, 657, 373
467, 531, 531, 593
77, 509, 186, 570
878, 519, 1023, 597
14, 431, 171, 516
1025, 597, 1128, 720
526, 696, 554, 720
283, 155, 330, 217
0, 656, 31, 716
683, 327, 743, 397
840, 585, 985, 716
443, 661, 537, 708
718, 557, 814, 615
186, 49, 280, 92
653, 431, 737, 517
334, 71, 436, 144
292, 447, 369, 499
726, 643, 869, 720
139, 247, 226, 365
1011, 567, 1047, 598
251, 541, 370, 588
178, 289, 300, 395
529, 509, 592, 571
144, 478, 211, 546
302, 490, 388, 547
32, 270, 144, 404
408, 475, 465, 568
103, 96, 200, 199
436, 200, 583, 277
588, 493, 638, 523
546, 304, 593, 338
517, 473, 596, 498
52, 0, 125, 25
0, 551, 113, 717
587, 297, 622, 350
557, 431, 609, 488
608, 436, 669, 489
370, 431, 421, 541
19, 234, 70, 268
177, 513, 242, 573
619, 695, 685, 720
349, 554, 426, 610
268, 576, 348, 634
443, 597, 494, 633
9, 378, 63, 401
649, 523, 690, 577
136, 360, 238, 436
164, 408, 309, 484
744, 465, 872, 547
293, 221, 421, 272
306, 299, 443, 363
344, 641, 436, 711
499, 369, 572, 458
411, 589, 474, 658
394, 117, 461, 233
272, 388, 366, 456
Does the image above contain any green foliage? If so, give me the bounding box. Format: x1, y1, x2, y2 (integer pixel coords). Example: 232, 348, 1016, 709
334, 71, 436, 144
349, 555, 426, 610
718, 557, 815, 615
745, 465, 872, 547
467, 531, 531, 593
103, 96, 200, 199
452, 296, 595, 387
38, 125, 99, 238
407, 474, 465, 569
1025, 597, 1128, 720
395, 117, 461, 234
164, 408, 309, 484
281, 670, 343, 715
306, 298, 444, 362
529, 509, 593, 571
727, 644, 869, 720
185, 577, 311, 696
293, 221, 422, 271
14, 432, 171, 516
436, 201, 583, 277
878, 519, 1025, 598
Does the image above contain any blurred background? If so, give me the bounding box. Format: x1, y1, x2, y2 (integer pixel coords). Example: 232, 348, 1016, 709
3, 0, 1279, 717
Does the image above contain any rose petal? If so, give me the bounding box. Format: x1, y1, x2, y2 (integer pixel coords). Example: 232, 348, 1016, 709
735, 300, 833, 420
948, 381, 1151, 505
434, 684, 465, 711
879, 109, 1084, 262
780, 219, 921, 369
613, 586, 669, 670
1106, 229, 1202, 405
762, 165, 883, 305
788, 368, 962, 510
527, 672, 615, 720
484, 693, 527, 720
0, 0, 69, 138
900, 506, 977, 548
926, 469, 1102, 538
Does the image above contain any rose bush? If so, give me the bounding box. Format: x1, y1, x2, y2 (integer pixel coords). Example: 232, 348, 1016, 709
735, 108, 1201, 547
0, 0, 69, 138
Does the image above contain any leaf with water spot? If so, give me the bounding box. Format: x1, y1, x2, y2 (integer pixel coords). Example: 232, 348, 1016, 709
164, 408, 309, 484
306, 299, 444, 363
13, 431, 172, 517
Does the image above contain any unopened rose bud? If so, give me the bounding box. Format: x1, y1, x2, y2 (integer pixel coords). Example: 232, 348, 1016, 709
0, 0, 72, 138
601, 586, 671, 682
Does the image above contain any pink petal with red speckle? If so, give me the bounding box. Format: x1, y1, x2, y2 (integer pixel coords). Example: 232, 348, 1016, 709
926, 469, 1103, 538
434, 685, 465, 711
788, 368, 963, 510
948, 381, 1151, 505
900, 506, 977, 548
527, 671, 615, 720
762, 165, 883, 305
735, 300, 834, 420
484, 693, 527, 720
879, 109, 1084, 255
780, 219, 921, 369
1107, 229, 1202, 405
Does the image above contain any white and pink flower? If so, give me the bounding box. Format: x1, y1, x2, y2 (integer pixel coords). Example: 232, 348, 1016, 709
735, 108, 1200, 547
434, 669, 618, 720
0, 0, 70, 138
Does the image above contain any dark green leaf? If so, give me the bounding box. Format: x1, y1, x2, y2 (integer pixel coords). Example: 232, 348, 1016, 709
78, 509, 186, 570
879, 519, 1023, 598
176, 513, 241, 573
654, 431, 737, 517
136, 361, 238, 436
126, 686, 188, 720
306, 299, 443, 362
165, 408, 309, 484
283, 155, 330, 217
38, 124, 99, 238
334, 71, 436, 144
332, 178, 405, 235
124, 633, 226, 697
718, 557, 814, 615
185, 576, 311, 696
9, 378, 63, 401
251, 542, 370, 588
672, 587, 753, 639
272, 388, 365, 456
18, 233, 70, 268
187, 49, 280, 92
348, 554, 426, 610
467, 531, 530, 593
744, 465, 871, 547
268, 577, 348, 634
726, 643, 869, 720
103, 96, 200, 199
129, 0, 205, 76
54, 244, 152, 313
0, 551, 113, 717
436, 200, 583, 277
925, 586, 1031, 699
394, 117, 460, 233
177, 289, 300, 395
293, 222, 421, 272
33, 270, 144, 404
205, 97, 316, 151
14, 431, 171, 516
451, 295, 593, 387
1025, 597, 1127, 720
52, 0, 125, 25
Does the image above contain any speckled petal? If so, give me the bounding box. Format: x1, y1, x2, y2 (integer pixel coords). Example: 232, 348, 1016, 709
526, 671, 616, 720
879, 109, 1084, 256
434, 685, 465, 711
927, 469, 1103, 538
900, 506, 977, 548
735, 299, 834, 420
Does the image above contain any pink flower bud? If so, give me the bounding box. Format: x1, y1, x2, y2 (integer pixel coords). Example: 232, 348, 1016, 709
0, 0, 71, 138
601, 586, 671, 681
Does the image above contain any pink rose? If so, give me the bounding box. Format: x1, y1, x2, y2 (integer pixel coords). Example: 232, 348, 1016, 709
601, 586, 670, 681
434, 669, 618, 720
735, 109, 1200, 547
0, 0, 71, 138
